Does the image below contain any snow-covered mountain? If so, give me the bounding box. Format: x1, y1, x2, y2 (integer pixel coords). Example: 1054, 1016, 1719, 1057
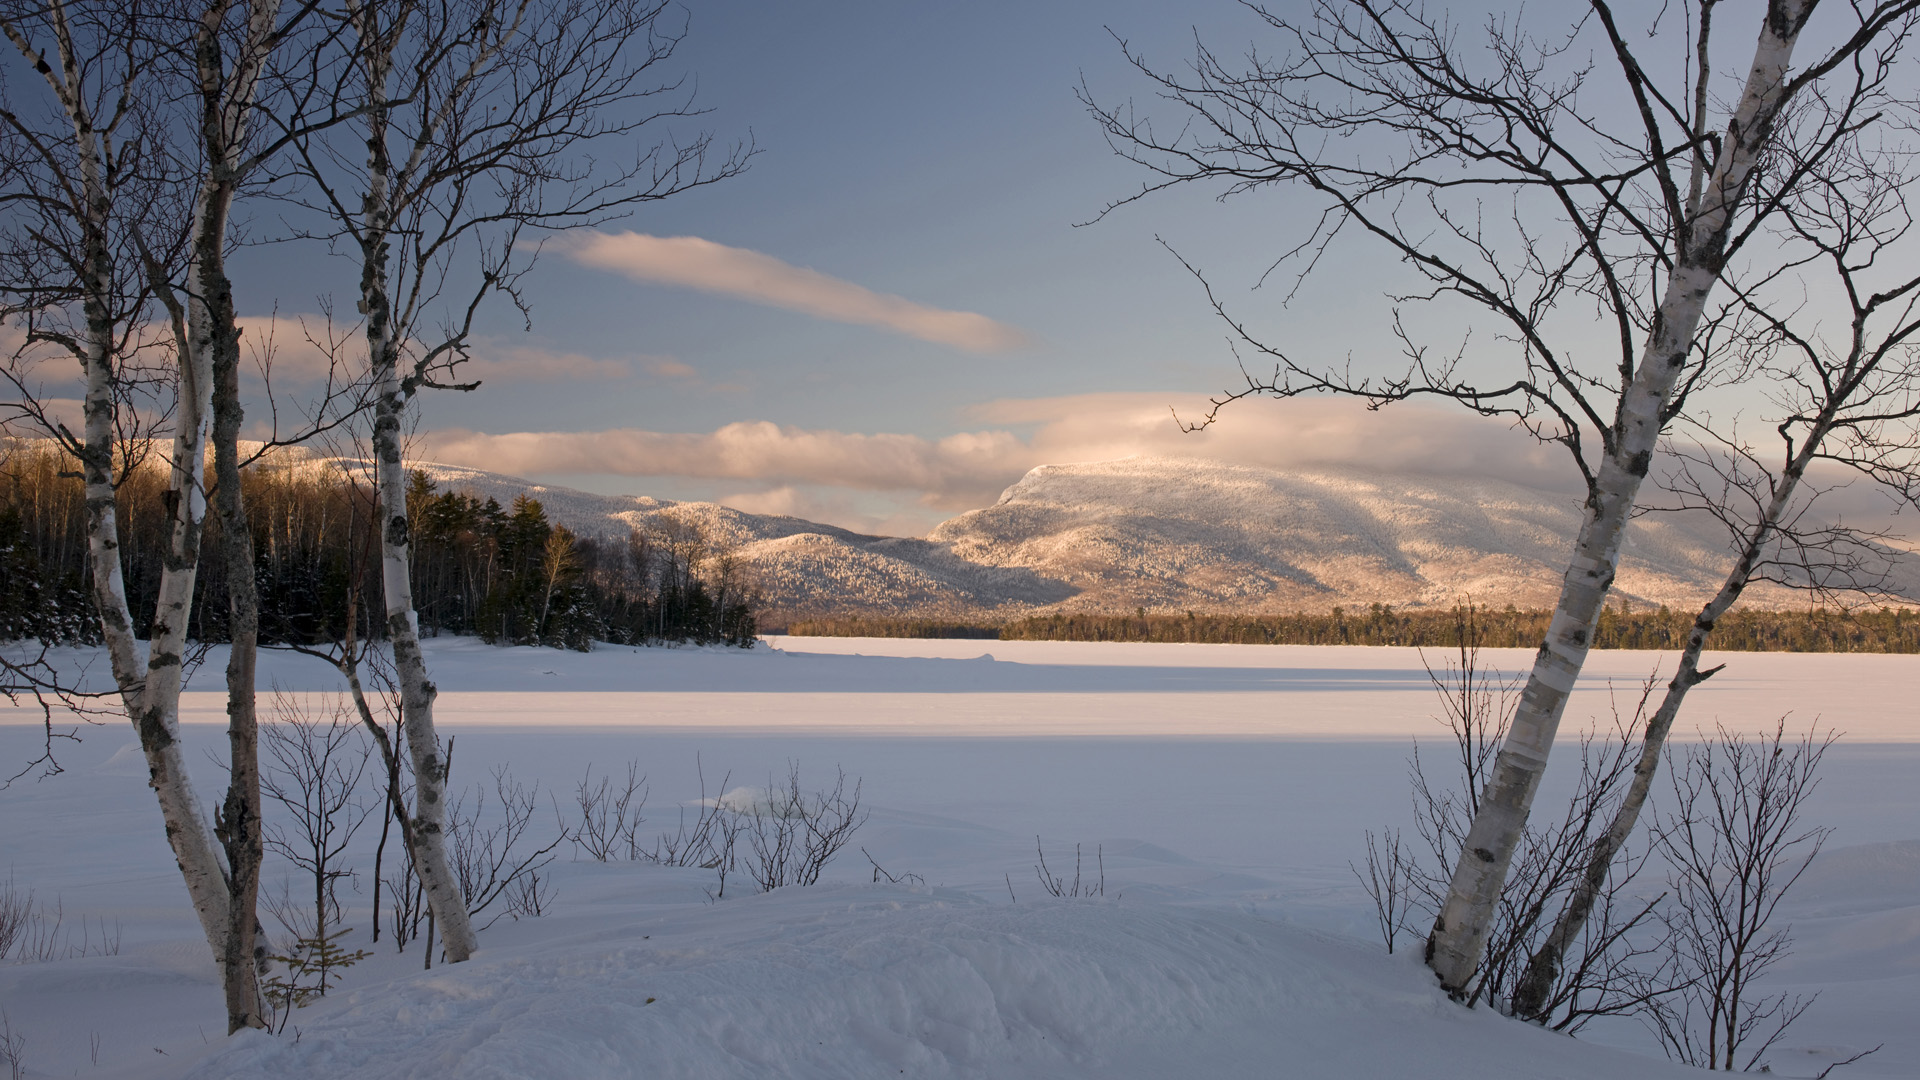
399, 455, 1920, 620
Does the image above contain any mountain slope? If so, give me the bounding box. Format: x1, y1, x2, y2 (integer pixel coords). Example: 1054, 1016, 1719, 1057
402, 456, 1920, 618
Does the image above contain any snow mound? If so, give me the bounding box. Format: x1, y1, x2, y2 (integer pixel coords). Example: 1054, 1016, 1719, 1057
186, 887, 1695, 1080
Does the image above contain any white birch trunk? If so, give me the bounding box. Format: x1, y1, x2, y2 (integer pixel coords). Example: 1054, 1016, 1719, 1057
370, 341, 478, 961
354, 7, 477, 956
1510, 417, 1839, 1017
1425, 0, 1820, 995
7, 2, 237, 967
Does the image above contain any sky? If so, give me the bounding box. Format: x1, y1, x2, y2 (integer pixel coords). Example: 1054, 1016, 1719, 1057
199, 0, 1897, 538
196, 0, 1482, 536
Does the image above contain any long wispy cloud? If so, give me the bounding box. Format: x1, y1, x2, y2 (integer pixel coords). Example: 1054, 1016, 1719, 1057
565, 232, 1028, 353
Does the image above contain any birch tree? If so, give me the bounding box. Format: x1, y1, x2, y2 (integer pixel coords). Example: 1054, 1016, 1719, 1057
0, 0, 243, 1015
4, 0, 356, 1031
283, 0, 745, 961
1084, 0, 1920, 996
171, 0, 306, 1030
1508, 101, 1920, 1017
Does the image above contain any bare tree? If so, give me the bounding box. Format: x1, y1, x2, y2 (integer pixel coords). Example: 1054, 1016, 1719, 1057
164, 0, 326, 1030
1084, 0, 1920, 994
259, 688, 373, 958
1510, 65, 1920, 1020
276, 0, 748, 961
1393, 611, 1669, 1026
0, 0, 254, 1021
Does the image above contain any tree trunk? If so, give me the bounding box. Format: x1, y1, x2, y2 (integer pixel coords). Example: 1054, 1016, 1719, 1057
38, 24, 238, 987
368, 340, 477, 961
205, 197, 267, 1034
350, 0, 478, 963
1510, 436, 1836, 1019
1425, 0, 1819, 996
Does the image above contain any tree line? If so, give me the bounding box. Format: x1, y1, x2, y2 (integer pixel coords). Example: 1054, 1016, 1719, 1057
785, 604, 1920, 653
0, 440, 755, 650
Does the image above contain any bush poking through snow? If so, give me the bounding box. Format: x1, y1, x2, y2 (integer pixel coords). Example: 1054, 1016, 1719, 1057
1034, 838, 1104, 899
1644, 720, 1836, 1072
0, 1010, 23, 1080
572, 762, 648, 862
617, 759, 868, 898
736, 763, 867, 894
1353, 827, 1414, 953
0, 879, 120, 965
446, 764, 568, 929
0, 876, 26, 961
863, 848, 924, 887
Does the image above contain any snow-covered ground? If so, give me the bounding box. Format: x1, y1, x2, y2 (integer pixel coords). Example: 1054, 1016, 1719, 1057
1, 637, 1913, 1078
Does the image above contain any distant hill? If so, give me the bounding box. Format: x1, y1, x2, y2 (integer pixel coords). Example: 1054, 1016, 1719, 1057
393, 456, 1920, 621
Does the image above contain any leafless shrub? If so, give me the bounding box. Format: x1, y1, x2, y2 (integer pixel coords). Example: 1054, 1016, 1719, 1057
447, 765, 567, 929
382, 852, 428, 955
1353, 827, 1415, 953
1034, 838, 1103, 899
736, 763, 866, 893
261, 691, 373, 951
0, 1010, 22, 1080
636, 757, 745, 901
0, 885, 120, 964
0, 876, 28, 960
1814, 1046, 1884, 1079
1643, 720, 1835, 1072
863, 848, 924, 887
503, 868, 555, 920
572, 761, 647, 862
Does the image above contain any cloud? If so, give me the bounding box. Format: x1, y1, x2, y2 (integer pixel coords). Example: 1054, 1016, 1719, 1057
457, 342, 633, 382
715, 485, 938, 536
415, 394, 1586, 528
976, 392, 1575, 493
565, 232, 1028, 353
232, 315, 653, 384
645, 357, 698, 379
420, 421, 1031, 510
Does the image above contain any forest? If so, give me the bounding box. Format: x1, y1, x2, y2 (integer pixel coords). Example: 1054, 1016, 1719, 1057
786, 604, 1920, 653
0, 440, 756, 650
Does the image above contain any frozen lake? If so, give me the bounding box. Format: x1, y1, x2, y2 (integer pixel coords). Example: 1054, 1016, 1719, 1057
1, 637, 1914, 1077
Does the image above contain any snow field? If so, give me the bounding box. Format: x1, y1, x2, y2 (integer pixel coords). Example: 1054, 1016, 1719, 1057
0, 637, 1914, 1077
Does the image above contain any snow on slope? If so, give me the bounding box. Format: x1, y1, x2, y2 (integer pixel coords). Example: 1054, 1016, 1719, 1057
188, 887, 1703, 1080
388, 455, 1920, 618
931, 457, 1920, 612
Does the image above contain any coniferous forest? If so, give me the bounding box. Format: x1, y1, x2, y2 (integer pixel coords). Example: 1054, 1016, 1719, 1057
0, 441, 756, 650
787, 604, 1920, 653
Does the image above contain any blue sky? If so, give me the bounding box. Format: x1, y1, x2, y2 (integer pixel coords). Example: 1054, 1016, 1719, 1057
212, 1, 1725, 535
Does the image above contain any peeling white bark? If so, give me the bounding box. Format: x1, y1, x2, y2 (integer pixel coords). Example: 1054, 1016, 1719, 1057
353, 1, 477, 960
1426, 0, 1820, 996
5, 0, 236, 970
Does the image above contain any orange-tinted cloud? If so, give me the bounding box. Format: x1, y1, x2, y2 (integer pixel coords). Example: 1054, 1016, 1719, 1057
566, 232, 1027, 353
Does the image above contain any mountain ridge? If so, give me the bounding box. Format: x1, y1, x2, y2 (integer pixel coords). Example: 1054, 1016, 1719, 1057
396, 455, 1920, 620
